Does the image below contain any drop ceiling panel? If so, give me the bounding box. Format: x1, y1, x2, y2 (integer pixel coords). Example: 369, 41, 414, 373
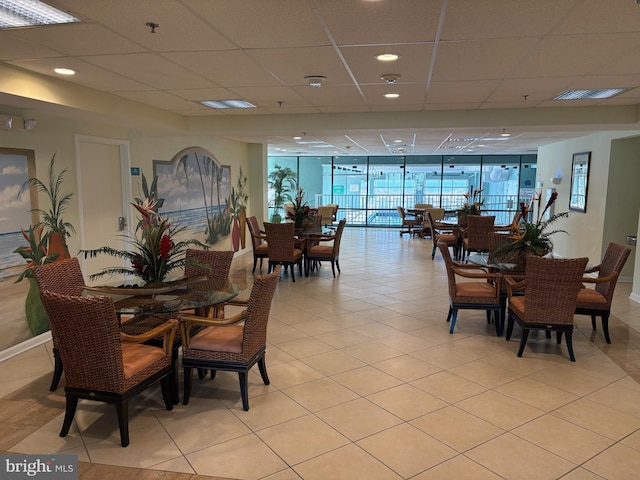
432, 38, 540, 82
486, 77, 583, 103
513, 33, 640, 78
9, 23, 145, 56
553, 0, 640, 35
79, 53, 215, 90
291, 85, 367, 107
596, 48, 640, 76
247, 47, 353, 85
427, 80, 500, 104
6, 58, 152, 92
0, 32, 65, 60
167, 87, 238, 102
340, 44, 433, 85
161, 50, 282, 87
224, 86, 310, 109
440, 0, 577, 40
185, 0, 330, 48
361, 84, 427, 106
114, 90, 196, 110
315, 0, 442, 44
52, 0, 236, 51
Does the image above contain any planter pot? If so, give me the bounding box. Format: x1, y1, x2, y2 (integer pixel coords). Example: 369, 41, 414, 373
26, 277, 50, 336
231, 217, 240, 252
48, 232, 70, 260
238, 209, 247, 249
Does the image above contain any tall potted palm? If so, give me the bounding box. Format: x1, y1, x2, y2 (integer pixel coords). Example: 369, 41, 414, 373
268, 164, 296, 223
19, 154, 75, 259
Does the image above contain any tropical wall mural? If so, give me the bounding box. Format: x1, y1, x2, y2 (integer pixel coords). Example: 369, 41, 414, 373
154, 146, 242, 249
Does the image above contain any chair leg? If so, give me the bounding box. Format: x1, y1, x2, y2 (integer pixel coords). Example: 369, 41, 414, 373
198, 368, 207, 379
446, 306, 452, 323
506, 314, 515, 340
602, 314, 611, 344
183, 367, 193, 405
258, 355, 270, 385
252, 256, 258, 273
591, 315, 597, 331
494, 308, 504, 337
431, 245, 437, 260
116, 401, 130, 447
336, 259, 340, 273
50, 348, 63, 391
291, 263, 296, 282
546, 331, 552, 339
331, 260, 336, 277
556, 331, 563, 343
449, 309, 458, 334
160, 375, 174, 411
60, 395, 78, 438
238, 372, 249, 411
517, 328, 530, 357
259, 258, 264, 273
566, 332, 576, 361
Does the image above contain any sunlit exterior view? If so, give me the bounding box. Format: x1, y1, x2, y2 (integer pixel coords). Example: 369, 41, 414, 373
268, 155, 537, 227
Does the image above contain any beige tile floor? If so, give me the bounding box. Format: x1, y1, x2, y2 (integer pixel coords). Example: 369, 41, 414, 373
2, 228, 640, 480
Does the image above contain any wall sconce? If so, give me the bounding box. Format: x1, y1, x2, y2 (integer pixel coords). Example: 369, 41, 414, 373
551, 176, 562, 185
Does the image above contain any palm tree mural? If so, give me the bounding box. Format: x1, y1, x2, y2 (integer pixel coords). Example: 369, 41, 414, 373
174, 149, 231, 244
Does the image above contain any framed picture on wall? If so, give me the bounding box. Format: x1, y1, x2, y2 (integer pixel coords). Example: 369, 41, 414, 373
569, 151, 591, 213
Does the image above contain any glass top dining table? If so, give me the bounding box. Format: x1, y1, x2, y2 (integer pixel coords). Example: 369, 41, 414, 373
84, 281, 241, 315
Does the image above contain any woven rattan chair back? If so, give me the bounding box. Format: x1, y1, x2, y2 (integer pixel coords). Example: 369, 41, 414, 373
264, 222, 296, 263
247, 216, 264, 250
33, 257, 85, 296
181, 266, 282, 410
185, 249, 233, 291
32, 257, 86, 391
428, 211, 458, 259
593, 243, 630, 302
464, 215, 495, 255
40, 290, 176, 446
523, 256, 588, 325
317, 206, 335, 226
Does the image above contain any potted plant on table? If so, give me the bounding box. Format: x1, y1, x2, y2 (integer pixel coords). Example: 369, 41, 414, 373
286, 188, 312, 229
268, 164, 296, 223
456, 189, 483, 226
489, 190, 568, 266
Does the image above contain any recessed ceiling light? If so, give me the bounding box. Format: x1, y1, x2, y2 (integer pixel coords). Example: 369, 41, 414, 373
0, 0, 81, 28
384, 93, 399, 98
376, 53, 399, 62
501, 132, 511, 137
393, 139, 402, 143
54, 68, 75, 75
199, 99, 256, 109
554, 88, 626, 100
293, 136, 301, 140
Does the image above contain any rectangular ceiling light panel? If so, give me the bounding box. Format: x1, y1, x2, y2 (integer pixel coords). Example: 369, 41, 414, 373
554, 88, 626, 100
199, 100, 256, 109
0, 0, 80, 28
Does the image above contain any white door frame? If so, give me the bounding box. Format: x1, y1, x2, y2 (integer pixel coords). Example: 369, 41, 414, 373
74, 135, 132, 273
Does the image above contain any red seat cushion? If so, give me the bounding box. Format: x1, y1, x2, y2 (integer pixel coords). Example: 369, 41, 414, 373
121, 343, 166, 379
189, 324, 244, 353
576, 288, 608, 310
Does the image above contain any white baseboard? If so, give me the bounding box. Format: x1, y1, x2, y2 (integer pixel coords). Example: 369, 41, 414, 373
630, 292, 640, 305
0, 331, 51, 363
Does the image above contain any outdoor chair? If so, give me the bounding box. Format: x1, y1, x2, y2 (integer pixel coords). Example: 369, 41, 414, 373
505, 256, 589, 361
264, 222, 303, 281
40, 290, 177, 447
305, 219, 346, 277
180, 266, 281, 410
575, 242, 631, 343
247, 216, 269, 273
317, 205, 336, 227
32, 257, 87, 391
438, 241, 503, 336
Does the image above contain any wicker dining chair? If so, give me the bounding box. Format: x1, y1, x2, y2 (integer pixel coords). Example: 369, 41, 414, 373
184, 249, 234, 318
438, 241, 503, 336
575, 242, 631, 344
505, 255, 588, 361
264, 222, 303, 281
32, 257, 87, 391
396, 206, 422, 236
40, 291, 178, 447
462, 215, 495, 261
305, 219, 346, 277
247, 216, 269, 273
427, 211, 458, 260
179, 266, 281, 410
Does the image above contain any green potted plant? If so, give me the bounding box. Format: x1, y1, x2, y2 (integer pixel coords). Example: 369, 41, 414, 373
455, 189, 483, 226
19, 154, 75, 259
268, 164, 296, 223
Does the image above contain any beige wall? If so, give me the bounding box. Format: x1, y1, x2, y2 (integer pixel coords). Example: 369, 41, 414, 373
537, 131, 640, 288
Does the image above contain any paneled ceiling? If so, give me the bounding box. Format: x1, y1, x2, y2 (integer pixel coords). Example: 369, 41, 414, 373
2, 0, 640, 156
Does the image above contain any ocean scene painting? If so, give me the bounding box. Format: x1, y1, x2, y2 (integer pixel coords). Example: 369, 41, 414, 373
0, 153, 32, 280
154, 147, 230, 245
